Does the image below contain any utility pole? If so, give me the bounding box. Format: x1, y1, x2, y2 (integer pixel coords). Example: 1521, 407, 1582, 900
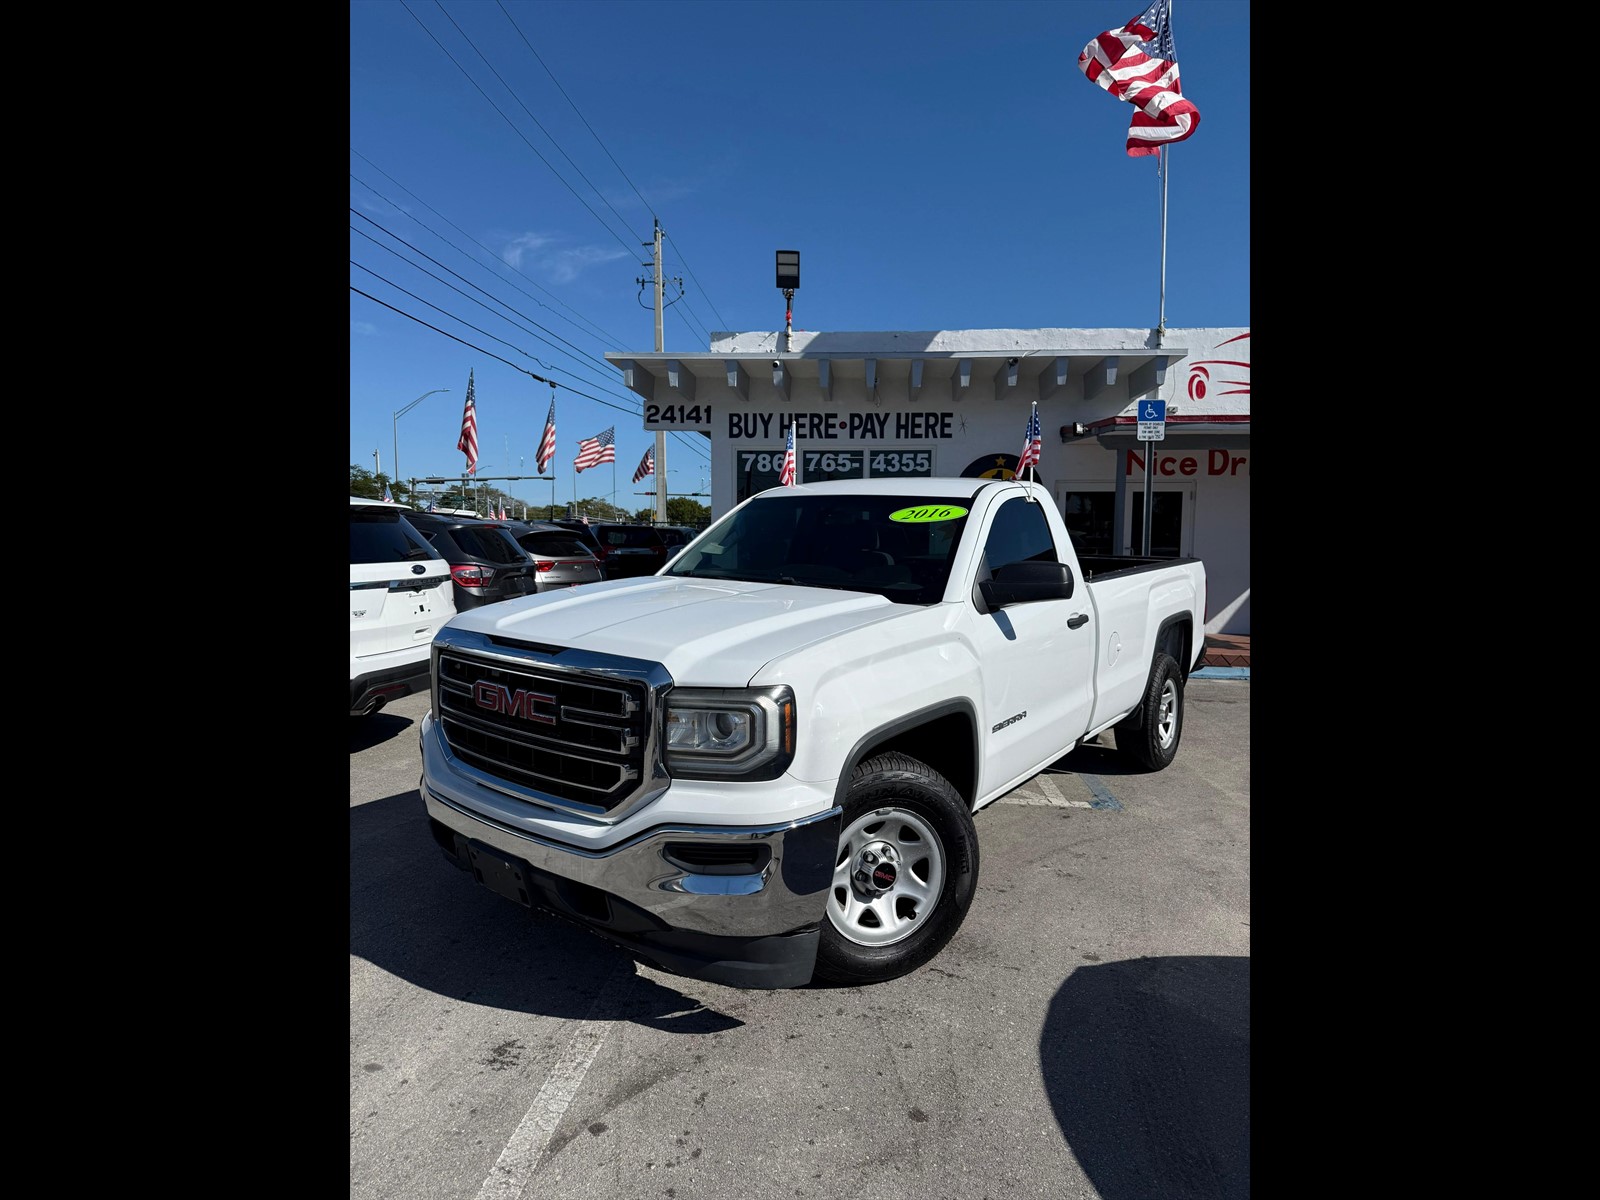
652, 219, 667, 524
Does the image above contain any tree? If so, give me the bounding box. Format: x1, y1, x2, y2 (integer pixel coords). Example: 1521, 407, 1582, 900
349, 465, 411, 503
667, 497, 711, 527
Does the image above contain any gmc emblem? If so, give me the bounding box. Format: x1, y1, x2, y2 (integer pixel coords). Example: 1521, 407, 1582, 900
473, 681, 557, 724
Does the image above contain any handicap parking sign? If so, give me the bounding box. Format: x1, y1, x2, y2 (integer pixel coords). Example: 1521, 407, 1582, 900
1137, 399, 1166, 441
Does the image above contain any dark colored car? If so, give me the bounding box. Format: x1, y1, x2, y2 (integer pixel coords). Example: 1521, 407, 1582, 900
590, 523, 684, 578
403, 512, 541, 610
546, 519, 611, 565
502, 521, 607, 591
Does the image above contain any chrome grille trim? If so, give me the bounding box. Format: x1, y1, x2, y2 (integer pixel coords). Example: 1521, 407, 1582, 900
431, 626, 671, 824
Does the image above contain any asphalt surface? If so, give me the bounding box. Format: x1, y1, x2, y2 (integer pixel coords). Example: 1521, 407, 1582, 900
351, 675, 1250, 1200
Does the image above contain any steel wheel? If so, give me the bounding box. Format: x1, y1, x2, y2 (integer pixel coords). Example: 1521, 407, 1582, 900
1113, 652, 1184, 771
1154, 675, 1179, 750
827, 807, 946, 947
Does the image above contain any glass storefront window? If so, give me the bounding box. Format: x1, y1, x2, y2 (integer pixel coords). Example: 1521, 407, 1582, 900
1129, 493, 1182, 557
1062, 491, 1116, 557
802, 448, 864, 482
735, 445, 936, 502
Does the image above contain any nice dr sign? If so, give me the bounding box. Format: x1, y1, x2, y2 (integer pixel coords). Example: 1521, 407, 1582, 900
1125, 448, 1248, 477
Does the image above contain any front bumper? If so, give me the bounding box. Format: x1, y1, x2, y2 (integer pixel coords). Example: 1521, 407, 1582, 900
422, 781, 841, 989
350, 656, 431, 716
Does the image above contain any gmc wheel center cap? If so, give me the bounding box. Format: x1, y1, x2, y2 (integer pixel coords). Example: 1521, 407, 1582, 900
854, 842, 898, 891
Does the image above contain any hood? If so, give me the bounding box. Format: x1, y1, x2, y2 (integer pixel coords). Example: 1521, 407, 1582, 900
445, 575, 910, 684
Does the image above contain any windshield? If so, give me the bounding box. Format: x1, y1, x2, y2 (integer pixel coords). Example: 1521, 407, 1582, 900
663, 493, 970, 604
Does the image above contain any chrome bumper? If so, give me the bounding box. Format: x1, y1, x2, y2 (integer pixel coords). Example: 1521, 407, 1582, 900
423, 783, 841, 940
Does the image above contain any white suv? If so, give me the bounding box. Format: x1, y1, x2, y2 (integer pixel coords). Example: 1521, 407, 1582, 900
350, 497, 456, 716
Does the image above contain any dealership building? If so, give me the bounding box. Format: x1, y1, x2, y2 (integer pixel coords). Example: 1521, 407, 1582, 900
607, 326, 1250, 636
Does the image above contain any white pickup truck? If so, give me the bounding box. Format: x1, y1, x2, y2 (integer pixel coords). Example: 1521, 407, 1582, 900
419, 477, 1206, 988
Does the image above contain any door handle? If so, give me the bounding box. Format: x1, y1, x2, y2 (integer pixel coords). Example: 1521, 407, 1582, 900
1067, 613, 1089, 629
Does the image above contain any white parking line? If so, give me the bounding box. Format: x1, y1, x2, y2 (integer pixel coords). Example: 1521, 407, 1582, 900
474, 960, 634, 1200
1036, 773, 1093, 808
1000, 773, 1094, 808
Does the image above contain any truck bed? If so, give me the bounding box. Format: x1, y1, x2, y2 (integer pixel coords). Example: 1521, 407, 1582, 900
1076, 553, 1203, 582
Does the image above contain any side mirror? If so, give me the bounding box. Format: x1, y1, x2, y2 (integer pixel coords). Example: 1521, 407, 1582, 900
977, 559, 1074, 610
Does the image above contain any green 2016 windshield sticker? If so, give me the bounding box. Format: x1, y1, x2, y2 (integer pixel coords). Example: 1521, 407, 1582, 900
889, 504, 968, 524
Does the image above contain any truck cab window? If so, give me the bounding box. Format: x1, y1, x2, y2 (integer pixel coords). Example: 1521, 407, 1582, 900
982, 497, 1059, 576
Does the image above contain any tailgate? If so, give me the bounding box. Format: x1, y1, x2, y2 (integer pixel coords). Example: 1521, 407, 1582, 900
350, 564, 452, 657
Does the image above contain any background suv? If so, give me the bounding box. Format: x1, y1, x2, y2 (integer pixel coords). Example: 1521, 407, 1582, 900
591, 523, 684, 578
350, 497, 455, 716
403, 512, 541, 610
546, 519, 610, 566
501, 521, 606, 591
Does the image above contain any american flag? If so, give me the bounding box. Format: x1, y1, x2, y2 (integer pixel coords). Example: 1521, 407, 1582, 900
457, 369, 479, 475
535, 397, 556, 474
574, 427, 615, 472
632, 446, 654, 484
497, 499, 507, 520
382, 485, 392, 503
778, 424, 796, 487
1018, 404, 1042, 474
1078, 0, 1200, 158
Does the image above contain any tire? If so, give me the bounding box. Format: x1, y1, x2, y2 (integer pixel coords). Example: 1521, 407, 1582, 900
813, 752, 979, 986
1113, 652, 1185, 771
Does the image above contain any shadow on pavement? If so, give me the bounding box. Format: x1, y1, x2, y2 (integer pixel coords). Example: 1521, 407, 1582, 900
1040, 955, 1249, 1200
351, 790, 744, 1033
349, 711, 416, 754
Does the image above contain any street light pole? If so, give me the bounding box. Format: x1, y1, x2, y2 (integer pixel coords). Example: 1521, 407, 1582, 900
393, 388, 450, 504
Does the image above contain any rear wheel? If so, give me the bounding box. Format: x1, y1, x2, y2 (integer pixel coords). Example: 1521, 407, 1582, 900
814, 753, 979, 985
1113, 652, 1184, 771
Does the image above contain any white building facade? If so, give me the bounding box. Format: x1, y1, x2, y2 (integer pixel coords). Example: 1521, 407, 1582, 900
608, 326, 1250, 635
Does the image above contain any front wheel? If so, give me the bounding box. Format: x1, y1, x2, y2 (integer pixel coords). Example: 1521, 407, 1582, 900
1113, 652, 1185, 771
813, 752, 979, 986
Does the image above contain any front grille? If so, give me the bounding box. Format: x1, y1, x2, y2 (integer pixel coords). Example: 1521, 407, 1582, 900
436, 639, 665, 816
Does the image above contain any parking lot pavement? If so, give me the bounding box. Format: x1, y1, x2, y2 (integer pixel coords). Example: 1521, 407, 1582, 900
352, 677, 1249, 1200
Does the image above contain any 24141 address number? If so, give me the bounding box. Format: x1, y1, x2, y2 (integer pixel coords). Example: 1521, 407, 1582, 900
644, 403, 712, 427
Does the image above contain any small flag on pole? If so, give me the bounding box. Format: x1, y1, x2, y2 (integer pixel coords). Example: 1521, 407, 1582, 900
1077, 0, 1200, 157
574, 427, 615, 472
382, 485, 393, 503
457, 369, 479, 475
536, 396, 556, 474
1018, 404, 1042, 475
632, 446, 654, 484
778, 424, 797, 487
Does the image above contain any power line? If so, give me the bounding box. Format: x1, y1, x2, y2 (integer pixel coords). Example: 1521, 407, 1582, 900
664, 231, 732, 336
492, 0, 732, 337
352, 154, 623, 347
350, 285, 710, 463
397, 0, 639, 258
349, 207, 704, 438
496, 0, 654, 218
351, 210, 632, 395
433, 0, 646, 249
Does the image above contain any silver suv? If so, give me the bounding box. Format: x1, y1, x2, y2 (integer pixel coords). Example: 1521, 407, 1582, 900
350, 497, 456, 716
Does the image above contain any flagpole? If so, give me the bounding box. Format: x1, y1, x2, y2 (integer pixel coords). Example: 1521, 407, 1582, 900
1157, 144, 1168, 344
1156, 0, 1175, 344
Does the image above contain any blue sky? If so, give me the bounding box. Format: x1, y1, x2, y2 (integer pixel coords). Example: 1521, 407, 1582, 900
349, 0, 1249, 510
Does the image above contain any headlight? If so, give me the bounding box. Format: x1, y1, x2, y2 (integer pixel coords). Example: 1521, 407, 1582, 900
662, 685, 795, 780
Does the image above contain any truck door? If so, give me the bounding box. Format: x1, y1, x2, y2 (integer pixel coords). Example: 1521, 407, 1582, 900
970, 496, 1097, 795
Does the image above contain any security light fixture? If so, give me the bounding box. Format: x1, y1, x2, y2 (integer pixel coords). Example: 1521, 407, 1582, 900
775, 251, 800, 291
776, 250, 800, 350
1060, 422, 1090, 443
